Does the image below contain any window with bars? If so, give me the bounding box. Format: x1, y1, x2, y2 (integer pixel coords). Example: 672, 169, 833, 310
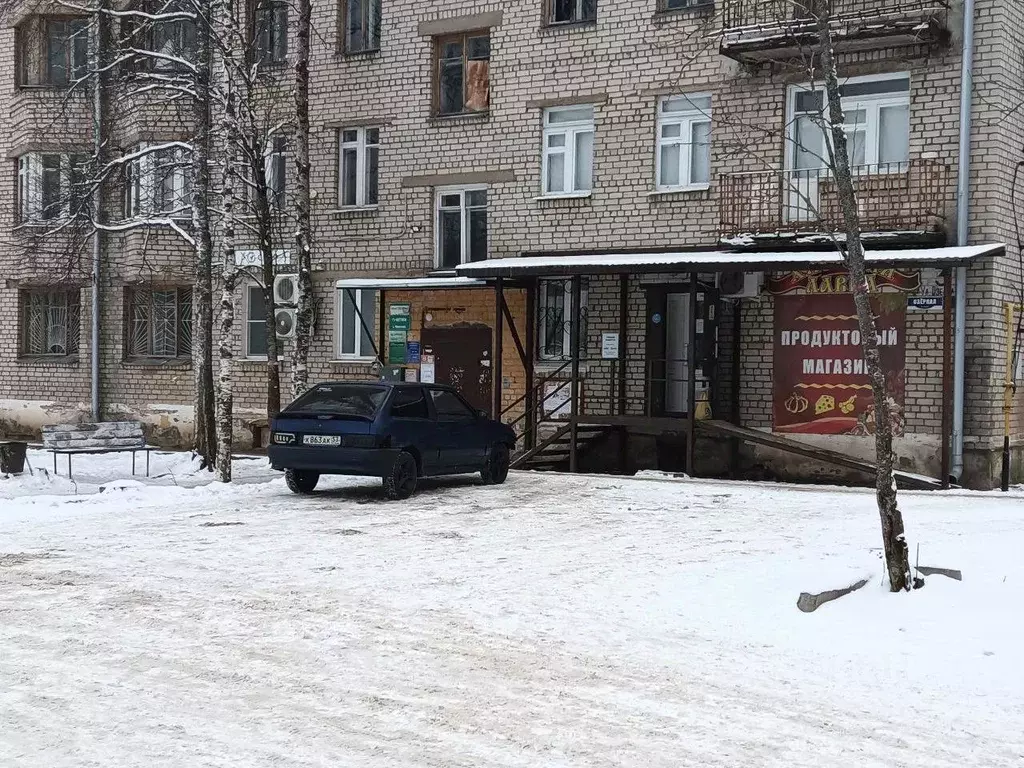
537, 279, 589, 361
16, 16, 90, 88
125, 287, 193, 359
19, 289, 81, 357
343, 0, 381, 53
338, 127, 379, 208
547, 0, 597, 25
253, 0, 288, 64
656, 94, 712, 191
436, 187, 487, 269
17, 153, 90, 223
436, 32, 490, 116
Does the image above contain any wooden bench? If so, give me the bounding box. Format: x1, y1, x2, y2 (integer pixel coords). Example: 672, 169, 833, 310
42, 422, 154, 480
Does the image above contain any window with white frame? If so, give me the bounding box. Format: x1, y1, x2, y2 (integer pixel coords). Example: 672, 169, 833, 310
436, 187, 487, 269
537, 278, 589, 361
547, 0, 597, 25
124, 144, 191, 219
339, 127, 379, 208
789, 75, 910, 172
266, 135, 287, 209
337, 288, 377, 359
18, 152, 89, 222
244, 283, 269, 358
656, 94, 711, 190
542, 105, 594, 196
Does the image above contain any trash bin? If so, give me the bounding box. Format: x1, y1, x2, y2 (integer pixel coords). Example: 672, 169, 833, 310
0, 441, 28, 475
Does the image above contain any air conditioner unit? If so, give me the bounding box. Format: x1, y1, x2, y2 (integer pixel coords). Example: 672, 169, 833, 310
275, 307, 296, 339
717, 271, 762, 299
273, 274, 298, 306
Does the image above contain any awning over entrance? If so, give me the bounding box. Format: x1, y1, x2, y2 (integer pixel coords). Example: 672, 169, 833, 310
335, 276, 487, 290
453, 244, 1005, 278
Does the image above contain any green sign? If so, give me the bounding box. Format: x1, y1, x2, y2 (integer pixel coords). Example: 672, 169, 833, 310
388, 329, 407, 364
388, 303, 412, 332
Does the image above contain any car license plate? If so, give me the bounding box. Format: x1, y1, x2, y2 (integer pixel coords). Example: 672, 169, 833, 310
303, 434, 341, 447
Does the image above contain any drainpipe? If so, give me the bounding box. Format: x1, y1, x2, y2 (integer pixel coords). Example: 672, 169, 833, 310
90, 4, 104, 422
952, 0, 976, 482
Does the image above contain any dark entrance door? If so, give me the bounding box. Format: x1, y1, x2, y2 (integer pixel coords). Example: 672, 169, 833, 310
420, 325, 493, 416
645, 284, 717, 417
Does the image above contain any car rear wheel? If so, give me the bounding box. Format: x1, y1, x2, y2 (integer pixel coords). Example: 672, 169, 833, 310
285, 469, 319, 494
383, 451, 418, 500
481, 444, 510, 485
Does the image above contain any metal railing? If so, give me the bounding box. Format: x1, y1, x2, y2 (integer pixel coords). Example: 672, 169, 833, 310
721, 0, 950, 31
719, 159, 951, 238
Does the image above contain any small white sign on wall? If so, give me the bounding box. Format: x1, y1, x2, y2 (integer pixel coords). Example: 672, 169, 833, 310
234, 249, 291, 267
601, 332, 620, 360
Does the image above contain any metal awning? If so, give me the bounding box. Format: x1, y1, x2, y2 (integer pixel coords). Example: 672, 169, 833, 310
335, 276, 487, 290
453, 244, 1005, 278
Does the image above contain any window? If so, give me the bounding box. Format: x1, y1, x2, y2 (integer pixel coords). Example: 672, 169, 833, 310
18, 153, 89, 222
126, 287, 193, 359
124, 145, 191, 218
17, 17, 89, 87
436, 187, 487, 269
254, 0, 288, 64
428, 388, 476, 422
542, 106, 594, 196
789, 75, 910, 172
537, 279, 589, 361
548, 0, 597, 25
20, 289, 80, 356
337, 288, 377, 359
390, 387, 429, 419
436, 33, 490, 116
339, 127, 379, 208
659, 0, 711, 11
245, 284, 268, 358
287, 383, 388, 416
149, 3, 197, 72
343, 0, 381, 53
656, 94, 711, 191
266, 136, 287, 209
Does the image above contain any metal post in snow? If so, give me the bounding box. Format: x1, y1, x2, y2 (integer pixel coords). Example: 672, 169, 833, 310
569, 275, 582, 474
493, 277, 504, 418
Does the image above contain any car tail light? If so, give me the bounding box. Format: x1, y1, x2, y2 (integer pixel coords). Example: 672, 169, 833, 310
272, 432, 296, 445
342, 435, 376, 448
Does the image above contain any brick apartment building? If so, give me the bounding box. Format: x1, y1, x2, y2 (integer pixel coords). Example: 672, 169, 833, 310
1, 0, 1022, 489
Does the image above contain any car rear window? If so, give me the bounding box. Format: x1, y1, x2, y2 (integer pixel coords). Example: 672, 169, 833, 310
285, 384, 388, 417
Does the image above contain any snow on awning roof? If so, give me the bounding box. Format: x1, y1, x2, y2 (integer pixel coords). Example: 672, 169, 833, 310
453, 244, 1005, 278
335, 276, 487, 290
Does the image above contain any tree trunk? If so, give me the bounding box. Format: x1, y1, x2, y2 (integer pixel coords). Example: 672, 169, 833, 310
817, 15, 912, 592
191, 5, 217, 470
290, 0, 314, 399
256, 184, 282, 419
214, 0, 239, 483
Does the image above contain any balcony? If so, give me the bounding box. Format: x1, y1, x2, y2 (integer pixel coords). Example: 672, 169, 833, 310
719, 0, 950, 63
719, 159, 952, 247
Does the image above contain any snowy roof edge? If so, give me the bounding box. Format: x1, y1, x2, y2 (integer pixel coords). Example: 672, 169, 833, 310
453, 244, 1006, 278
335, 276, 488, 290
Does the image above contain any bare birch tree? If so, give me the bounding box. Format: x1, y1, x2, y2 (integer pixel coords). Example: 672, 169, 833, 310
290, 0, 314, 399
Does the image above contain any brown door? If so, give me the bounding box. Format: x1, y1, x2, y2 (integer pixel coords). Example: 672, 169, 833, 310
420, 325, 493, 416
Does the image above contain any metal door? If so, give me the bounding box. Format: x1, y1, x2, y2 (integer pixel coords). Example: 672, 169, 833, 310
419, 325, 493, 416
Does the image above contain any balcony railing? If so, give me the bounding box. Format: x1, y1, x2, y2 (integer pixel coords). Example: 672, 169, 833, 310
720, 0, 950, 60
719, 159, 952, 242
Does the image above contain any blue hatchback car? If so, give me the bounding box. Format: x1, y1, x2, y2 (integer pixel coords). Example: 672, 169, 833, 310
268, 381, 517, 499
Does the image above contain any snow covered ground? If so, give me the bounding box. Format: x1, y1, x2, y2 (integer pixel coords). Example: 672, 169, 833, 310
1, 455, 1023, 767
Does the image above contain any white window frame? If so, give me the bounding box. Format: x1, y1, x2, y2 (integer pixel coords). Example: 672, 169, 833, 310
786, 73, 911, 174
537, 278, 589, 362
434, 184, 487, 268
243, 282, 268, 360
655, 94, 712, 192
125, 143, 191, 220
17, 152, 84, 223
337, 126, 379, 209
335, 287, 378, 361
541, 105, 595, 198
